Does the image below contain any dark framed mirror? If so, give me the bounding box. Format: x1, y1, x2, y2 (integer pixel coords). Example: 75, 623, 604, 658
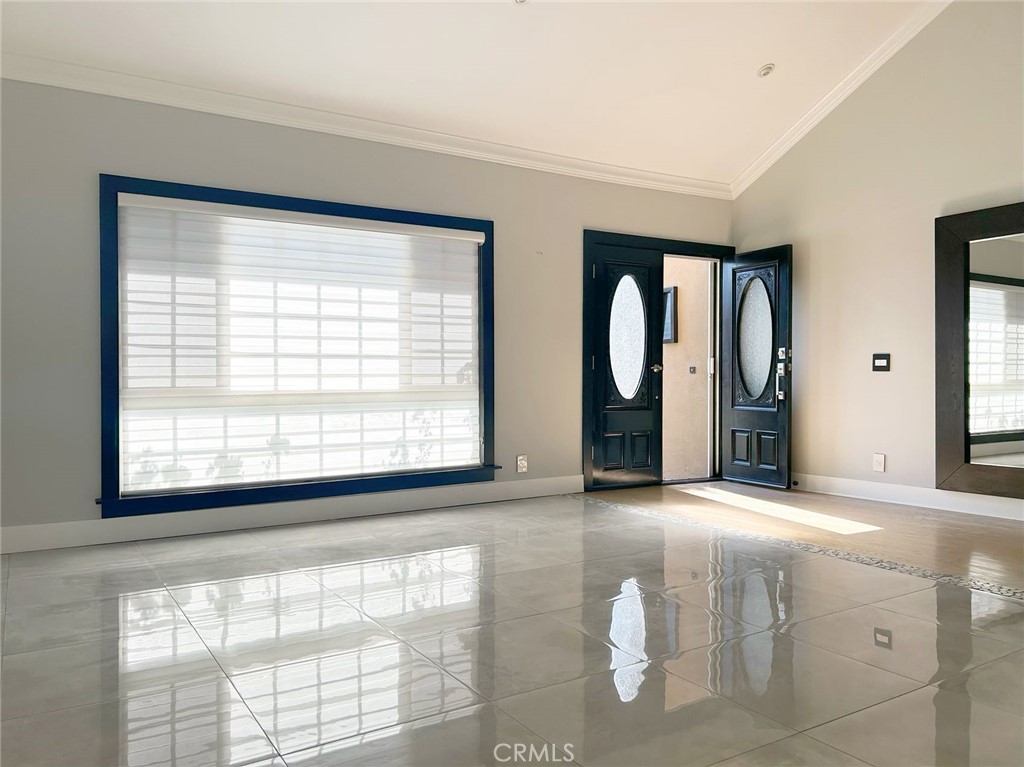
935, 202, 1024, 499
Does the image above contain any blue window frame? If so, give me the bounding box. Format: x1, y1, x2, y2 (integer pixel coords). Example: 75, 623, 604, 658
98, 175, 495, 517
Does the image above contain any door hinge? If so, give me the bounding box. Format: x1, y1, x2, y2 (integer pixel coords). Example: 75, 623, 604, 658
591, 446, 595, 460
592, 264, 596, 279
592, 356, 595, 370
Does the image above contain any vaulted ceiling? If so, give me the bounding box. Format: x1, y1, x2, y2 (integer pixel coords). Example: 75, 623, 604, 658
2, 1, 946, 198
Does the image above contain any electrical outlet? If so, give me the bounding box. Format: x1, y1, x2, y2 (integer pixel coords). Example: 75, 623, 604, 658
872, 453, 886, 473
516, 454, 528, 473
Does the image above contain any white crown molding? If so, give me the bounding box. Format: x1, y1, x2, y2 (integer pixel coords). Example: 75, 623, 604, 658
0, 2, 950, 203
1, 53, 733, 200
730, 1, 950, 199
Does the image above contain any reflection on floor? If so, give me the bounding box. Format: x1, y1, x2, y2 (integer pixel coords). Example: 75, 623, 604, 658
1, 491, 1022, 766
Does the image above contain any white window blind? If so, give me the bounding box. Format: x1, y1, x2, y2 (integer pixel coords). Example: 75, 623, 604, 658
969, 280, 1024, 434
118, 195, 484, 495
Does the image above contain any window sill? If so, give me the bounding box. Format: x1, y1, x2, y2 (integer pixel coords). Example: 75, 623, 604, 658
98, 465, 497, 518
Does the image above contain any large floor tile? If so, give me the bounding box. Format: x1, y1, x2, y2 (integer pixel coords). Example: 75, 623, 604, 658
426, 541, 580, 578
0, 677, 278, 767
138, 530, 267, 563
873, 583, 1024, 647
462, 517, 566, 544
281, 703, 562, 766
483, 562, 646, 613
516, 530, 662, 564
806, 686, 1024, 766
231, 643, 480, 755
273, 540, 408, 570
9, 542, 147, 578
549, 590, 761, 661
151, 550, 298, 588
305, 553, 449, 598
667, 571, 861, 631
788, 603, 1019, 683
705, 537, 822, 574
603, 521, 716, 550
411, 613, 634, 700
169, 570, 330, 619
186, 594, 399, 675
2, 589, 184, 655
711, 734, 870, 766
1, 628, 223, 719
937, 650, 1024, 716
656, 631, 920, 730
345, 574, 537, 641
497, 663, 794, 767
588, 545, 734, 591
247, 520, 382, 548
379, 526, 521, 551
781, 557, 934, 603
4, 566, 164, 609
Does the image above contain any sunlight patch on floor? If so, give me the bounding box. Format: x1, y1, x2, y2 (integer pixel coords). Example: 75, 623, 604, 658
678, 485, 883, 535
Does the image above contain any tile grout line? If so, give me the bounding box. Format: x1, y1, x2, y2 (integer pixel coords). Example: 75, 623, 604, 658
172, 564, 487, 761
161, 578, 287, 764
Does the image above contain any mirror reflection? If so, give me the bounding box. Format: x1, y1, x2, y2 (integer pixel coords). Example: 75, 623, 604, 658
968, 235, 1024, 468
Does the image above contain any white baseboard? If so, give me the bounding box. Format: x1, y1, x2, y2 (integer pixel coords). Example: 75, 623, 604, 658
0, 475, 584, 553
794, 473, 1023, 522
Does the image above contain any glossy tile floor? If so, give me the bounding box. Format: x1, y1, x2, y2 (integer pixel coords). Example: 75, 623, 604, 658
2, 493, 1023, 766
595, 483, 1024, 589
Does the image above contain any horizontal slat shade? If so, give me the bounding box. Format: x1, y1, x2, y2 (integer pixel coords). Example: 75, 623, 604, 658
118, 199, 482, 495
969, 280, 1024, 435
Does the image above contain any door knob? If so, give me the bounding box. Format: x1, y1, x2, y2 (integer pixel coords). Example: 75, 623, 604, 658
651, 364, 664, 373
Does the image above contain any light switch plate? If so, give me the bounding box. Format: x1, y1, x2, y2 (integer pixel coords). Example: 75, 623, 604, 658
516, 454, 528, 473
872, 453, 886, 472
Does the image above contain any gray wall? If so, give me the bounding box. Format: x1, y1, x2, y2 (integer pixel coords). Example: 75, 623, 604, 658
1, 80, 731, 529
733, 1, 1024, 489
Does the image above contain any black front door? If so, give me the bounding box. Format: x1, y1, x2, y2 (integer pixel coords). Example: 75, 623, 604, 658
584, 243, 664, 488
721, 245, 793, 487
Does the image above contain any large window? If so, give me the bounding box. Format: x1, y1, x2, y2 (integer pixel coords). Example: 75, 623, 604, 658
100, 176, 493, 516
968, 278, 1024, 435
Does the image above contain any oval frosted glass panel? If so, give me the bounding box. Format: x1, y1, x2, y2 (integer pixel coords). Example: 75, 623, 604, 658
738, 276, 774, 398
609, 274, 646, 400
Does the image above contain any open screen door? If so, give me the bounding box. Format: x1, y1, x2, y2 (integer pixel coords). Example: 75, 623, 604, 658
721, 245, 792, 487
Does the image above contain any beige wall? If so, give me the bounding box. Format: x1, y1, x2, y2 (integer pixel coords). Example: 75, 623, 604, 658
733, 1, 1024, 490
662, 257, 713, 480
0, 80, 731, 533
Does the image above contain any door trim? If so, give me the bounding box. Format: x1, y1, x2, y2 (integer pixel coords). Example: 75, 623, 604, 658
583, 230, 734, 490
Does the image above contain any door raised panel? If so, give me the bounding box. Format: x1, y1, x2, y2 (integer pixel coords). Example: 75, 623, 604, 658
756, 431, 779, 470
631, 432, 652, 469
604, 433, 625, 470
731, 428, 752, 466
